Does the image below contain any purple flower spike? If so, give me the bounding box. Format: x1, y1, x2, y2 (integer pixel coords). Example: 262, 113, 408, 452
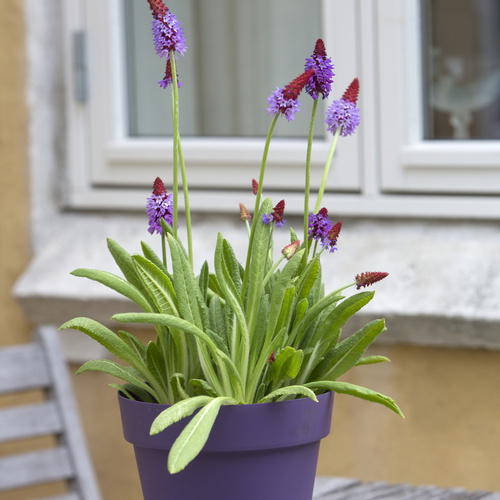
159, 58, 182, 89
326, 78, 361, 137
146, 177, 174, 235
152, 10, 187, 58
308, 208, 333, 243
266, 69, 315, 122
262, 200, 286, 227
305, 39, 334, 100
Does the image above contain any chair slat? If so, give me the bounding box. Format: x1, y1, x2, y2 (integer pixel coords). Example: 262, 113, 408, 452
0, 446, 74, 492
0, 401, 63, 443
38, 494, 81, 500
0, 342, 51, 394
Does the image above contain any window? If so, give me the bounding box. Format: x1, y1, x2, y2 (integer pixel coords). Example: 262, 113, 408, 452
62, 0, 500, 217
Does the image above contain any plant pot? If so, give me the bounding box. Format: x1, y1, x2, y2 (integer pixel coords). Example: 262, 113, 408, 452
118, 391, 334, 500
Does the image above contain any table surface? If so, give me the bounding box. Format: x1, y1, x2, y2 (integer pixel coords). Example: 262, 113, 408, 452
313, 477, 500, 500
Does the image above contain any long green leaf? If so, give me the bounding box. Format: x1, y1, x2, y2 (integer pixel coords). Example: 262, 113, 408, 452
150, 396, 214, 435
305, 380, 404, 418
317, 319, 387, 381
70, 268, 152, 312
107, 238, 146, 295
167, 397, 236, 473
132, 254, 179, 315
59, 318, 140, 368
270, 347, 304, 382
257, 385, 318, 404
76, 359, 154, 396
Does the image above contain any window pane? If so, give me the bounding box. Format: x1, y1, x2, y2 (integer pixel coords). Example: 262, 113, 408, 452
123, 0, 324, 139
423, 0, 500, 139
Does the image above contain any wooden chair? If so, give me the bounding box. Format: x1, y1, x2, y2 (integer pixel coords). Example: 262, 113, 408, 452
0, 326, 102, 500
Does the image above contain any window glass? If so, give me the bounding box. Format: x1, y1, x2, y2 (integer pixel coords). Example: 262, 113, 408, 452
423, 0, 500, 139
123, 0, 324, 139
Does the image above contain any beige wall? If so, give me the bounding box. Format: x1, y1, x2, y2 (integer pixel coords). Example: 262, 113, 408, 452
0, 0, 32, 346
1, 2, 500, 499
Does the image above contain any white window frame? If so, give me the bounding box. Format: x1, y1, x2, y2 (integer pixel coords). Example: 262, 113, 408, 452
62, 0, 500, 219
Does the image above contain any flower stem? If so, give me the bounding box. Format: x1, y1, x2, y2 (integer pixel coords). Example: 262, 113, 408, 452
314, 126, 341, 213
303, 99, 319, 261
170, 52, 179, 239
169, 52, 193, 267
241, 114, 279, 297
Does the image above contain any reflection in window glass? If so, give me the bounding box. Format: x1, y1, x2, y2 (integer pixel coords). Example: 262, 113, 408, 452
123, 0, 323, 139
424, 0, 500, 139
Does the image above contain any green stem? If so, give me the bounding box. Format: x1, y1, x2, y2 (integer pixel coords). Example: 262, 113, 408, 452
303, 99, 319, 261
314, 127, 341, 213
241, 114, 279, 298
176, 137, 193, 267
262, 254, 285, 287
170, 52, 179, 239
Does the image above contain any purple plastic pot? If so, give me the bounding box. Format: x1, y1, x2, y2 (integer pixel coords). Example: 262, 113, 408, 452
119, 391, 334, 500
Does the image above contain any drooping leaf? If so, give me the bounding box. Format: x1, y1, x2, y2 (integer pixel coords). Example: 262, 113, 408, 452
167, 397, 236, 473
59, 318, 140, 368
305, 380, 404, 418
314, 319, 387, 381
189, 379, 219, 398
70, 268, 152, 312
107, 238, 146, 295
257, 385, 318, 404
150, 396, 214, 436
76, 359, 154, 396
355, 355, 391, 366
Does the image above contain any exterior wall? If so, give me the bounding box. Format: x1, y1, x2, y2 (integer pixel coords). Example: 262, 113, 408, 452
0, 0, 32, 346
2, 1, 500, 499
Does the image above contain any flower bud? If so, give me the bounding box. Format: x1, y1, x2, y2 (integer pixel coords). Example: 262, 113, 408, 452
355, 272, 389, 290
282, 240, 300, 260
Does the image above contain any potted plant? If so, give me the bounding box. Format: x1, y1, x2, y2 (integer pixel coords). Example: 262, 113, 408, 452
60, 2, 404, 499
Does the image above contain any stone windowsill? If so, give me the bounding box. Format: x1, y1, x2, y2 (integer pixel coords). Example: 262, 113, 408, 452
13, 213, 500, 362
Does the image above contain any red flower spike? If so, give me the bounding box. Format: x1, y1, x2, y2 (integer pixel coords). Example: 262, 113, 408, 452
328, 221, 342, 247
355, 272, 389, 290
283, 69, 315, 101
239, 203, 251, 222
148, 0, 168, 19
313, 38, 326, 58
342, 78, 360, 104
282, 240, 300, 260
273, 200, 285, 217
267, 351, 275, 364
252, 179, 259, 195
152, 177, 166, 196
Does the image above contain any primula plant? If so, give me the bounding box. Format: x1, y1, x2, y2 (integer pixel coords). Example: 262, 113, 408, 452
60, 1, 404, 474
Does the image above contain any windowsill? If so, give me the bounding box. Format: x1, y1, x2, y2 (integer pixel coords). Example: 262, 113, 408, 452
14, 212, 500, 361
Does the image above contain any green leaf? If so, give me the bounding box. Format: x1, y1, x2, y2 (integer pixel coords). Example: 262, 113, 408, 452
109, 382, 157, 403
76, 359, 154, 396
309, 291, 375, 350
305, 380, 405, 418
317, 319, 387, 381
150, 396, 214, 436
70, 268, 152, 312
167, 397, 236, 473
198, 261, 210, 302
170, 373, 189, 401
141, 240, 169, 275
257, 385, 318, 404
107, 238, 146, 294
118, 330, 146, 362
132, 254, 179, 315
146, 341, 168, 388
59, 318, 140, 368
270, 347, 304, 382
189, 379, 219, 398
355, 355, 391, 366
168, 235, 208, 330
265, 250, 304, 345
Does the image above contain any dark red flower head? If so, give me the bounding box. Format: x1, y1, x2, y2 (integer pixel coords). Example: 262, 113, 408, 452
252, 179, 259, 195
283, 68, 316, 101
342, 78, 360, 104
355, 271, 389, 290
152, 177, 166, 196
148, 0, 168, 20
